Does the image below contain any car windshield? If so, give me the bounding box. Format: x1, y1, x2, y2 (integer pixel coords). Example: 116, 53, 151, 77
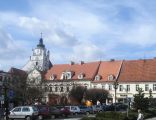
32, 106, 38, 111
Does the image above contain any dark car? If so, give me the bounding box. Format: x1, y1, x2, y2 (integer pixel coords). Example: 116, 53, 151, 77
79, 106, 94, 115
56, 106, 71, 117
34, 105, 50, 120
49, 106, 62, 119
103, 103, 128, 111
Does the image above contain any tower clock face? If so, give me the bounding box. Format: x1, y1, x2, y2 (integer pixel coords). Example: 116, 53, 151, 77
35, 49, 40, 55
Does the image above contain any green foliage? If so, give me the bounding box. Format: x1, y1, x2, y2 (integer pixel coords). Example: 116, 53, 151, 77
81, 109, 156, 120
96, 112, 125, 120
69, 86, 86, 104
85, 88, 109, 104
132, 88, 149, 111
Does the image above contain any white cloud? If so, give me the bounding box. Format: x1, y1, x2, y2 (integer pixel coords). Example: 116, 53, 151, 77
1, 0, 156, 70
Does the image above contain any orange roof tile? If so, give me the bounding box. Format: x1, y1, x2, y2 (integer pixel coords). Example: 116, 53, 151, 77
44, 61, 100, 81
118, 59, 156, 82
93, 60, 122, 82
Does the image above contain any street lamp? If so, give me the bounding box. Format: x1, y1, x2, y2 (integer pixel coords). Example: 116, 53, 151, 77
113, 80, 119, 112
2, 80, 9, 120
124, 86, 129, 118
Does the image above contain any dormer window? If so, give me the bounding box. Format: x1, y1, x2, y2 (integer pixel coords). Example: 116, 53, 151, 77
50, 74, 56, 80
61, 71, 73, 80
78, 73, 85, 79
108, 74, 115, 81
95, 75, 101, 81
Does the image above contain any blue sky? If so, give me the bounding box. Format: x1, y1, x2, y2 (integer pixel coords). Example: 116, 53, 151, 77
1, 0, 156, 71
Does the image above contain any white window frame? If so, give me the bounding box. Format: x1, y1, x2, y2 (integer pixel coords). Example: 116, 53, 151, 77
95, 75, 101, 81
108, 75, 114, 81
153, 84, 156, 91
145, 84, 149, 91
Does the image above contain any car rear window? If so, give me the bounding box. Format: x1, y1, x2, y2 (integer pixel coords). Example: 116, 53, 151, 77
22, 107, 30, 112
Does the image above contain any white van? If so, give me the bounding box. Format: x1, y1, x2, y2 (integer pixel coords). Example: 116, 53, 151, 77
8, 106, 38, 120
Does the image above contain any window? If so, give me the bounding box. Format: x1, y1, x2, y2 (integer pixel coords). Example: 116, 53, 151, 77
145, 84, 149, 91
95, 75, 101, 81
50, 74, 56, 80
78, 73, 85, 79
136, 85, 139, 91
66, 87, 69, 92
119, 85, 123, 91
13, 107, 21, 112
60, 87, 63, 92
61, 71, 72, 80
153, 84, 156, 91
108, 75, 115, 81
127, 85, 130, 92
94, 86, 97, 88
102, 85, 105, 89
45, 87, 48, 92
49, 86, 52, 92
108, 84, 112, 90
22, 107, 30, 112
55, 87, 58, 92
0, 76, 2, 81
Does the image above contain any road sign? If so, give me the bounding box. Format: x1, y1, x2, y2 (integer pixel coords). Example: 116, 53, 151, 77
7, 90, 14, 99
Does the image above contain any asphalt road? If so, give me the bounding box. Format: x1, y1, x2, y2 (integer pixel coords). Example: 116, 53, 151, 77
54, 114, 95, 120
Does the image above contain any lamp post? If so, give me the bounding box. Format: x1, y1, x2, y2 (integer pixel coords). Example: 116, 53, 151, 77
124, 87, 129, 118
2, 81, 9, 120
113, 80, 119, 112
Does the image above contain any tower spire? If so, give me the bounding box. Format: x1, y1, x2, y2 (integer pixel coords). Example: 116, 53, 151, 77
37, 33, 45, 48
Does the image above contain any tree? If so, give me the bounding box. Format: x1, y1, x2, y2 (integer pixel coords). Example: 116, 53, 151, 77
85, 88, 109, 105
132, 88, 149, 111
69, 86, 86, 104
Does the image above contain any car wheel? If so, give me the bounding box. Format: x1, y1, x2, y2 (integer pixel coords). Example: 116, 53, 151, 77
38, 115, 43, 120
25, 116, 31, 120
51, 115, 55, 119
86, 112, 89, 115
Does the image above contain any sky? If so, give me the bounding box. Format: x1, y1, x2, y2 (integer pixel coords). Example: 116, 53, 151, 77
1, 0, 156, 71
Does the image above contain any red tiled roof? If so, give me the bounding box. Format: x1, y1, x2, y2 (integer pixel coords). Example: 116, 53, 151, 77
118, 59, 156, 82
44, 61, 100, 80
8, 67, 27, 77
93, 60, 122, 83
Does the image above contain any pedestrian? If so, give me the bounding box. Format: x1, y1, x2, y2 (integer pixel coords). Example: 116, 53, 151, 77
137, 109, 144, 120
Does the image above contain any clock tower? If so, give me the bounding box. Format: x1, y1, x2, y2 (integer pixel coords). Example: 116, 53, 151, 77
22, 36, 52, 72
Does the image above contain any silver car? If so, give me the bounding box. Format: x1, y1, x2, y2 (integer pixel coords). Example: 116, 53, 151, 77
8, 106, 38, 120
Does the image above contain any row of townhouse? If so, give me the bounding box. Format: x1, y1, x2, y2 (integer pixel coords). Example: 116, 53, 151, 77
43, 58, 156, 104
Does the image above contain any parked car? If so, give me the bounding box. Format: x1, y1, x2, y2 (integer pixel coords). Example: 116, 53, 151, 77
65, 106, 80, 115
34, 105, 50, 120
49, 106, 62, 119
102, 103, 128, 111
8, 106, 39, 120
56, 106, 70, 117
91, 105, 103, 113
79, 106, 94, 115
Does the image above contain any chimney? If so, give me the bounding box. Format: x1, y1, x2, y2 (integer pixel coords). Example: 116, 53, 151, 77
70, 61, 75, 65
110, 59, 115, 62
80, 61, 84, 65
